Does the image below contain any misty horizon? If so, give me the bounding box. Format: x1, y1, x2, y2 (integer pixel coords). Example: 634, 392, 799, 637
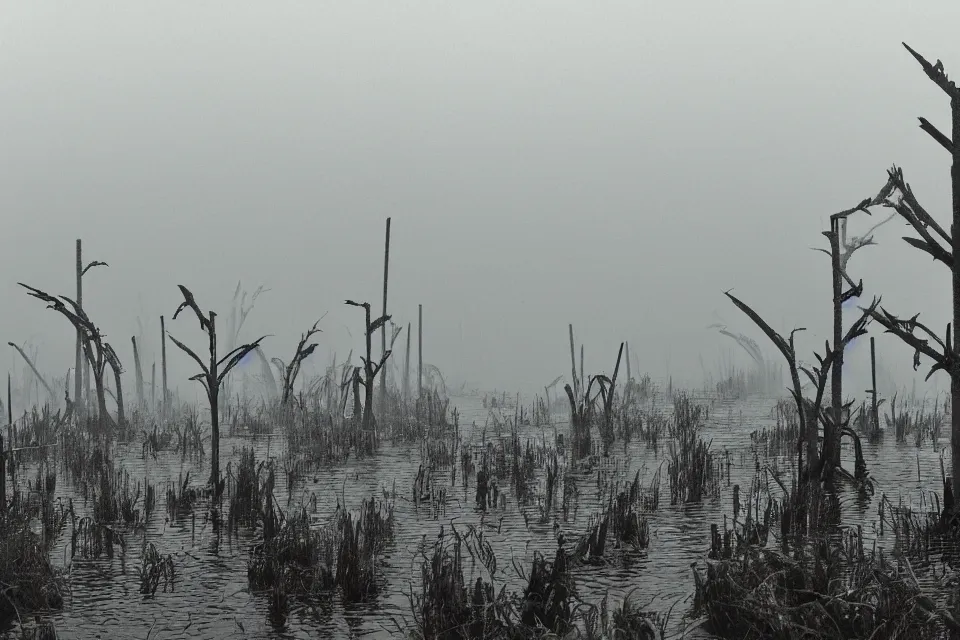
1, 2, 956, 404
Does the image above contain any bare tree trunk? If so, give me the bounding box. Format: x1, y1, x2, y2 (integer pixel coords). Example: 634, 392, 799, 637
132, 336, 144, 409
380, 217, 391, 417
625, 341, 632, 381
403, 323, 411, 401
93, 366, 109, 430
871, 337, 879, 432
951, 93, 960, 499
151, 362, 156, 411
161, 316, 168, 422
208, 311, 220, 488
829, 218, 843, 474
418, 304, 423, 400
7, 375, 12, 488
362, 304, 375, 430
75, 239, 83, 414
580, 345, 585, 397
109, 359, 125, 427
352, 368, 363, 422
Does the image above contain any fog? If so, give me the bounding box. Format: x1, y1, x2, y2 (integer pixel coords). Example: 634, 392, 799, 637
0, 1, 956, 404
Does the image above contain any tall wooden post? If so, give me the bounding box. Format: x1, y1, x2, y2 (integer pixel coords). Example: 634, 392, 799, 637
75, 239, 83, 414
161, 316, 168, 422
870, 336, 879, 432
380, 217, 391, 416
208, 312, 220, 488
6, 375, 12, 489
418, 304, 423, 400
625, 341, 632, 381
403, 323, 411, 401
132, 336, 144, 409
829, 216, 844, 471
947, 88, 960, 497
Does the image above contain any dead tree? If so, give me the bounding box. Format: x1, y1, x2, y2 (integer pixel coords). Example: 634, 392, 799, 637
344, 299, 391, 433
277, 317, 324, 404
858, 43, 960, 500
74, 242, 108, 415
19, 283, 119, 430
167, 285, 266, 491
160, 316, 168, 417
726, 290, 878, 489
379, 218, 392, 417
813, 204, 893, 472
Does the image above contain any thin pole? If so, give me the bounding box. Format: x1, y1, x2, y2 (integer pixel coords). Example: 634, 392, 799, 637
161, 316, 168, 423
75, 239, 83, 414
7, 375, 12, 489
403, 323, 411, 401
870, 336, 879, 432
829, 216, 843, 471
418, 304, 423, 400
625, 341, 632, 381
132, 336, 144, 409
950, 93, 960, 500
380, 217, 391, 416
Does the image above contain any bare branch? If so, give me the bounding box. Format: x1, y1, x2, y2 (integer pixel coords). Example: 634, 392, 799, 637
876, 166, 953, 253
81, 260, 109, 276
218, 337, 267, 384
167, 333, 210, 378
868, 305, 953, 382
723, 290, 795, 364
918, 117, 956, 154
173, 285, 210, 332
903, 42, 958, 98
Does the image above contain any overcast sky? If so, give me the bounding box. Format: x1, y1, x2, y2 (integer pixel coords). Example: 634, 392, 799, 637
0, 1, 955, 401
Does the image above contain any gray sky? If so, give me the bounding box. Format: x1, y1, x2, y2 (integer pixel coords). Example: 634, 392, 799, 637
0, 1, 956, 399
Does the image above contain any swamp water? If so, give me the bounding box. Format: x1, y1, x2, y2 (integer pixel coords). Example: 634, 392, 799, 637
5, 388, 950, 639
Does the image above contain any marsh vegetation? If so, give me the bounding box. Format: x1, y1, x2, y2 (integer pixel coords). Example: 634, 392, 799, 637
4, 43, 960, 640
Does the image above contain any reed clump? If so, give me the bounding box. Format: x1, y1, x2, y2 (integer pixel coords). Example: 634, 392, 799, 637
885, 393, 944, 446
247, 493, 395, 604
408, 525, 577, 639
166, 470, 202, 518
667, 394, 720, 505
0, 500, 67, 622
693, 534, 944, 639
749, 399, 801, 459
580, 590, 666, 640
609, 470, 658, 550
93, 463, 152, 528
407, 525, 508, 640
137, 541, 176, 595
228, 447, 269, 532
